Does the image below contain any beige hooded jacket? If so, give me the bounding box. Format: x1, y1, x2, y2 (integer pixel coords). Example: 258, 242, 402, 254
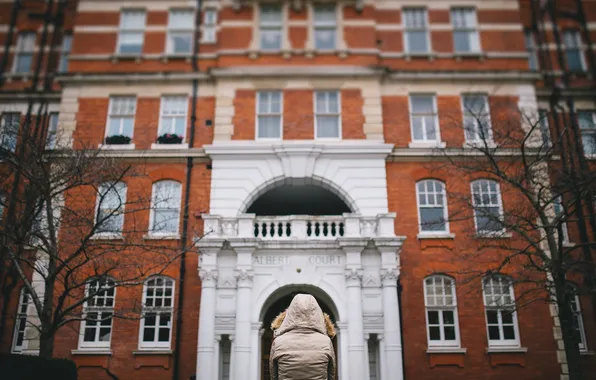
269, 294, 336, 380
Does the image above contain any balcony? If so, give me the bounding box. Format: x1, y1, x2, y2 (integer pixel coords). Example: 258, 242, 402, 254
202, 213, 396, 240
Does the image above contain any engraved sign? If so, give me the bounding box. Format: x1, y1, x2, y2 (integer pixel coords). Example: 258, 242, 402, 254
252, 255, 344, 266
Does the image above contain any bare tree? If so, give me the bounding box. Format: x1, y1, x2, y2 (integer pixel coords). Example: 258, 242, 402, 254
425, 98, 596, 380
0, 118, 192, 359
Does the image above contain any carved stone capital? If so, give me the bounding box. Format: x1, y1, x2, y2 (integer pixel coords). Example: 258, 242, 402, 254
380, 268, 399, 287
345, 268, 363, 287
199, 269, 219, 287
235, 269, 254, 287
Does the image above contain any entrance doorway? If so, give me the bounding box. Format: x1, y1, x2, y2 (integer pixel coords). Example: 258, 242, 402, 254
260, 289, 339, 380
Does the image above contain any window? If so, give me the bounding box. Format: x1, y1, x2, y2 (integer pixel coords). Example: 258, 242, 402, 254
79, 278, 115, 349
538, 109, 551, 147
315, 91, 341, 139
578, 111, 596, 155
462, 94, 492, 142
12, 288, 31, 353
150, 181, 182, 235
59, 33, 72, 73
554, 196, 570, 244
0, 193, 5, 219
417, 180, 448, 233
563, 30, 585, 72
404, 8, 429, 53
260, 5, 282, 50
314, 4, 336, 50
96, 182, 127, 235
524, 29, 538, 70
202, 9, 217, 43
219, 335, 232, 380
483, 276, 520, 347
117, 10, 146, 54
410, 95, 439, 143
46, 112, 59, 149
140, 277, 174, 349
367, 335, 380, 380
256, 91, 282, 139
424, 276, 460, 347
471, 179, 504, 234
106, 96, 136, 139
0, 113, 20, 152
569, 287, 587, 350
159, 96, 187, 138
167, 10, 194, 54
14, 32, 35, 73
451, 8, 480, 53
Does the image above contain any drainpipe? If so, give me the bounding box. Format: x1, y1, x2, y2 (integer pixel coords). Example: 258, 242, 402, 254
397, 278, 406, 380
172, 0, 202, 378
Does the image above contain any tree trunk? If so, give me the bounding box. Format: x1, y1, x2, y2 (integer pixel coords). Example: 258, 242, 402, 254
38, 329, 55, 359
554, 274, 582, 380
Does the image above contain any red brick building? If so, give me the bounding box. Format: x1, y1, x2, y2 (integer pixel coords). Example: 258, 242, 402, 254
0, 0, 595, 380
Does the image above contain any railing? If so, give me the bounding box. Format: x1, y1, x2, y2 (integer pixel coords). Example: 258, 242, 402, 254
202, 213, 397, 240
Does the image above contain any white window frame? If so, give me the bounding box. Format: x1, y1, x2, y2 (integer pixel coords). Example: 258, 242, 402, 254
462, 94, 493, 143
58, 33, 72, 73
416, 180, 450, 234
313, 4, 337, 50
451, 7, 481, 54
105, 96, 136, 140
524, 29, 538, 71
167, 9, 194, 54
256, 90, 283, 140
471, 179, 505, 235
409, 94, 442, 146
482, 276, 520, 348
158, 96, 188, 140
116, 10, 146, 54
46, 112, 59, 149
569, 291, 588, 351
149, 180, 182, 236
13, 32, 36, 73
578, 110, 596, 156
423, 275, 461, 348
554, 195, 571, 245
314, 90, 341, 139
202, 8, 217, 43
538, 109, 551, 148
563, 30, 586, 72
95, 182, 127, 236
138, 276, 175, 350
1, 112, 20, 153
78, 278, 116, 350
12, 288, 31, 353
403, 8, 430, 54
259, 4, 283, 51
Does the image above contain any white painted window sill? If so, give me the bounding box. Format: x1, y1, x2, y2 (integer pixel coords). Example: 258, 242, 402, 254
133, 349, 173, 355
143, 234, 180, 240
408, 141, 446, 149
580, 350, 594, 356
90, 233, 123, 240
475, 231, 512, 239
417, 233, 455, 239
463, 141, 496, 149
426, 347, 467, 354
71, 349, 112, 355
563, 241, 575, 248
99, 143, 135, 150
454, 51, 485, 58
486, 347, 527, 353
151, 143, 188, 150
585, 154, 596, 160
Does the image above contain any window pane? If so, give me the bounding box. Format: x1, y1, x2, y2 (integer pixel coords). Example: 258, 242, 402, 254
257, 116, 280, 138
503, 326, 515, 340
407, 32, 428, 53
429, 326, 441, 340
169, 10, 194, 28
581, 133, 596, 155
428, 311, 439, 325
411, 96, 433, 113
15, 54, 33, 73
502, 310, 514, 324
420, 208, 446, 231
118, 32, 143, 53
424, 116, 436, 140
315, 30, 336, 50
443, 310, 454, 325
169, 33, 192, 53
317, 116, 340, 138
314, 5, 336, 23
444, 326, 456, 340
454, 31, 471, 52
261, 30, 282, 50
488, 326, 501, 340
121, 11, 146, 29
486, 310, 498, 324
143, 327, 155, 342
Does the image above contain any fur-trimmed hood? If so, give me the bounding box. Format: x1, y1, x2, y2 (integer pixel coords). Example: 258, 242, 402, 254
270, 295, 336, 338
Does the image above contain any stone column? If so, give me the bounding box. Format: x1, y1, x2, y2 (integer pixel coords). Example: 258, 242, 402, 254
380, 268, 403, 380
197, 268, 218, 380
337, 322, 349, 380
345, 268, 365, 380
232, 243, 256, 380
251, 323, 263, 380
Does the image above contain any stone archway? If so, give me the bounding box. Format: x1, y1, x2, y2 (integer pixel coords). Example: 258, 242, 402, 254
259, 285, 340, 380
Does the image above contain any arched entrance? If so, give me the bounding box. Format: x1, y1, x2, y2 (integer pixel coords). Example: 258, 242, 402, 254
259, 286, 340, 380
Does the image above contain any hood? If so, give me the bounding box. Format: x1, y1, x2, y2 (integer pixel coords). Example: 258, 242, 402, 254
270, 294, 336, 338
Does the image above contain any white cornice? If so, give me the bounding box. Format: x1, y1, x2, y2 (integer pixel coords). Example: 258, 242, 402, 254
57, 72, 211, 84
210, 66, 385, 78
387, 71, 541, 82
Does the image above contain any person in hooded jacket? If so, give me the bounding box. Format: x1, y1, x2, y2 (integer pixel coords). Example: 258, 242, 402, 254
269, 293, 336, 380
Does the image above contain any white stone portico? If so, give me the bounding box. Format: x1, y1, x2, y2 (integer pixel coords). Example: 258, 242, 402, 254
196, 141, 405, 380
